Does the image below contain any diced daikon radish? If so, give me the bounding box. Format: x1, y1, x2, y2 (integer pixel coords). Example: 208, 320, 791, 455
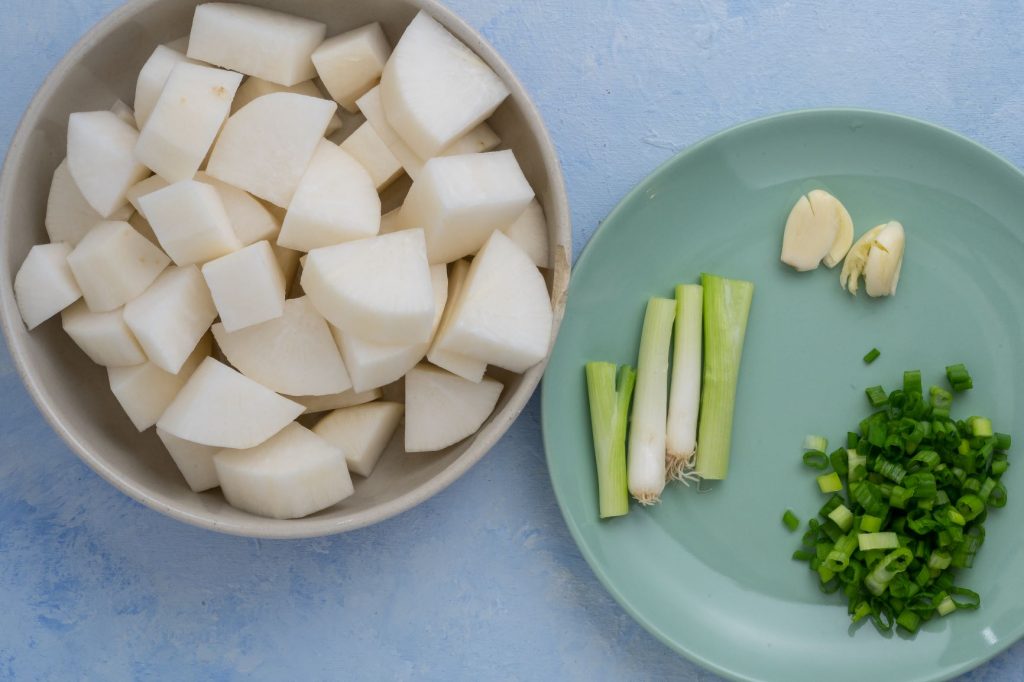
398, 150, 533, 264
502, 199, 550, 269
214, 422, 352, 519
138, 180, 241, 266
201, 240, 285, 332
272, 243, 301, 286
194, 172, 281, 247
134, 45, 197, 129
125, 175, 170, 217
109, 99, 137, 128
338, 122, 403, 191
108, 334, 210, 431
61, 300, 146, 367
379, 207, 404, 235
404, 364, 502, 452
158, 357, 304, 449
440, 230, 552, 372
302, 229, 434, 344
67, 221, 170, 312
356, 85, 424, 178
313, 401, 404, 477
156, 427, 220, 492
441, 122, 500, 156
334, 264, 447, 392
123, 265, 217, 374
135, 63, 242, 183
67, 111, 150, 217
230, 76, 343, 135
206, 93, 336, 208
427, 258, 486, 382
380, 12, 509, 158
287, 389, 382, 415
14, 243, 81, 329
212, 296, 351, 396
187, 3, 326, 86
44, 160, 105, 245
312, 23, 391, 112
277, 141, 380, 251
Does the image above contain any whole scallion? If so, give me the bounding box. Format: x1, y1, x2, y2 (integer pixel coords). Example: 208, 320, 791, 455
666, 284, 703, 480
585, 362, 637, 518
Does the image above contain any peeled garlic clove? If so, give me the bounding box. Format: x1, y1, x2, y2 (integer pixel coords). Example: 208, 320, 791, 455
780, 190, 843, 271
840, 223, 887, 295
864, 221, 905, 297
817, 190, 854, 268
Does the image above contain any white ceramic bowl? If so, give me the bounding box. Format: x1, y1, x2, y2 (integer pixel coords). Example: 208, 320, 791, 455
0, 0, 570, 538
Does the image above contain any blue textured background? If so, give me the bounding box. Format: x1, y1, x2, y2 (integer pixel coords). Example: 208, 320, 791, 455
2, 1, 1024, 680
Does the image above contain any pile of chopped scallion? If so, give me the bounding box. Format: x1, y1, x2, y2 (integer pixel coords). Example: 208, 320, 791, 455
787, 364, 1010, 634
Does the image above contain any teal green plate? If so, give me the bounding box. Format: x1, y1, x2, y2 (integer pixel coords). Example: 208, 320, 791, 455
542, 109, 1024, 682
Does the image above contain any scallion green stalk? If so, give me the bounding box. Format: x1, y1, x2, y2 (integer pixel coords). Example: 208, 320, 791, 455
694, 274, 754, 480
666, 284, 703, 480
627, 297, 676, 504
585, 362, 637, 518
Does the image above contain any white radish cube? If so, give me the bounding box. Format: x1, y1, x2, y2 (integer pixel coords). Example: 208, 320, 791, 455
214, 422, 352, 519
187, 3, 326, 86
138, 180, 241, 266
134, 45, 197, 129
108, 334, 210, 431
67, 221, 170, 312
125, 175, 170, 217
110, 99, 137, 128
339, 122, 403, 191
158, 357, 304, 449
194, 172, 281, 246
123, 265, 217, 374
380, 12, 509, 159
67, 111, 150, 217
287, 388, 382, 415
277, 141, 380, 251
356, 85, 423, 179
212, 296, 350, 396
44, 159, 104, 245
135, 63, 242, 183
231, 77, 342, 135
313, 401, 403, 477
442, 122, 500, 156
502, 199, 551, 268
156, 427, 220, 492
312, 23, 391, 112
404, 364, 502, 452
61, 300, 146, 367
201, 240, 285, 332
14, 243, 81, 329
333, 264, 446, 392
301, 229, 434, 344
441, 231, 552, 373
398, 150, 533, 264
427, 258, 486, 381
272, 243, 301, 286
207, 93, 337, 208
379, 207, 403, 235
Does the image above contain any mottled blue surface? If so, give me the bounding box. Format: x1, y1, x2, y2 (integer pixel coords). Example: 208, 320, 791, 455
2, 1, 1024, 680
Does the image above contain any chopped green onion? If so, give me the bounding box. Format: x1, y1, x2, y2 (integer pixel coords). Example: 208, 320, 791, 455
969, 417, 993, 438
865, 548, 914, 596
860, 515, 882, 533
865, 385, 888, 407
585, 362, 636, 518
858, 532, 899, 551
782, 509, 800, 531
803, 434, 828, 452
863, 348, 880, 364
694, 274, 753, 481
817, 472, 843, 493
828, 504, 853, 531
802, 450, 829, 470
903, 370, 922, 396
995, 432, 1012, 450
929, 386, 953, 409
848, 449, 867, 483
946, 363, 973, 391
627, 298, 675, 505
666, 284, 702, 478
896, 609, 921, 633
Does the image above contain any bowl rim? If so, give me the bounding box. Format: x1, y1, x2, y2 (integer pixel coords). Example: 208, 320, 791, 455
0, 0, 572, 539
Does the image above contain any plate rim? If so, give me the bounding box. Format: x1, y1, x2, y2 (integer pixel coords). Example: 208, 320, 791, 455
541, 107, 1024, 682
